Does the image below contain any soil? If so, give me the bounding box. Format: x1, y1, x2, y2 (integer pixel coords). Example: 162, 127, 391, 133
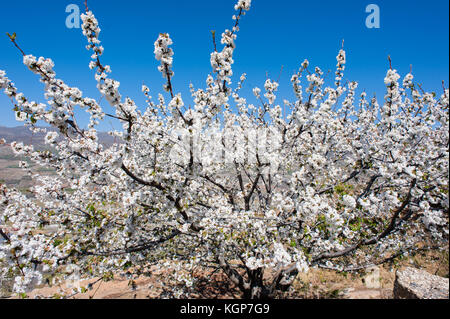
4, 248, 447, 299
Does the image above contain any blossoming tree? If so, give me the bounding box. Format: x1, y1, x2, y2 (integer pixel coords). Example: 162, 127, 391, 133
0, 0, 448, 299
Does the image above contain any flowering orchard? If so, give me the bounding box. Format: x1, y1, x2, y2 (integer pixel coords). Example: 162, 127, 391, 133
0, 0, 448, 299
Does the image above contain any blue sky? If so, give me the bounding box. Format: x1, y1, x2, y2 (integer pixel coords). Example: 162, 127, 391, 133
0, 0, 448, 130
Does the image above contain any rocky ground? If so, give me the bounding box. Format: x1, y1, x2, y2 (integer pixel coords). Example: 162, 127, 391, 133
2, 248, 447, 299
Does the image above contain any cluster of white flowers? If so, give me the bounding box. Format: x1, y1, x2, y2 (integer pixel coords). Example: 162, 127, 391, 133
264, 79, 279, 105
342, 194, 356, 209
154, 33, 174, 83
234, 0, 252, 11
44, 131, 58, 144
253, 87, 261, 99
335, 49, 346, 85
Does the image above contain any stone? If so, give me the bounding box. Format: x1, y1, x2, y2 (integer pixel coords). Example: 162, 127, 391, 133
363, 266, 381, 289
393, 267, 449, 299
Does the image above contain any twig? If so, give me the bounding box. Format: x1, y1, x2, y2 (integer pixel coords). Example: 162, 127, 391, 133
211, 30, 217, 52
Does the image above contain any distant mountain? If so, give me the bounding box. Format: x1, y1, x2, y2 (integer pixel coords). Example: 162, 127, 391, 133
0, 126, 117, 148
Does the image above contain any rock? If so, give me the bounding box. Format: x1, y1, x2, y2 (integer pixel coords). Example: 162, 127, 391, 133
342, 287, 355, 294
363, 266, 381, 289
393, 267, 449, 299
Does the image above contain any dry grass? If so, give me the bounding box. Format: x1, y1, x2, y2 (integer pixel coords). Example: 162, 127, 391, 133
287, 248, 448, 299
2, 247, 448, 299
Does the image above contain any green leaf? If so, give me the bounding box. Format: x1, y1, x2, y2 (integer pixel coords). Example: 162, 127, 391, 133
53, 239, 63, 247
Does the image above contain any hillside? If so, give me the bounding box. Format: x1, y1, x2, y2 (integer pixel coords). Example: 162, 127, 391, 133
0, 125, 117, 148
0, 126, 117, 190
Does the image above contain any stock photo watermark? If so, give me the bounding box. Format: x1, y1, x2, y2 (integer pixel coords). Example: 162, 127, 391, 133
365, 4, 380, 29
65, 4, 81, 29
66, 3, 381, 29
